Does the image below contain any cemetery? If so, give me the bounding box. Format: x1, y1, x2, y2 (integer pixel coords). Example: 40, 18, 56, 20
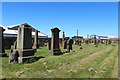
0, 1, 119, 79
0, 24, 119, 78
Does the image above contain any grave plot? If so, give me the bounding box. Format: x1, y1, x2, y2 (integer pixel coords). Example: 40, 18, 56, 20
1, 42, 118, 78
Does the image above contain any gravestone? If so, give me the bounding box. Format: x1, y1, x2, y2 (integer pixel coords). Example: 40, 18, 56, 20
59, 38, 62, 47
13, 24, 35, 63
67, 39, 73, 53
13, 41, 17, 49
73, 39, 76, 44
79, 40, 82, 46
63, 40, 67, 49
100, 40, 104, 44
9, 49, 19, 63
50, 27, 62, 55
62, 31, 65, 47
76, 39, 79, 45
0, 27, 7, 57
38, 39, 45, 47
47, 39, 51, 50
94, 35, 98, 47
85, 39, 89, 44
4, 39, 13, 49
105, 40, 108, 45
108, 40, 111, 44
34, 30, 39, 49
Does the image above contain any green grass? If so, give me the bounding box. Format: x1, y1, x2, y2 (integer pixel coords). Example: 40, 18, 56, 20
1, 43, 118, 78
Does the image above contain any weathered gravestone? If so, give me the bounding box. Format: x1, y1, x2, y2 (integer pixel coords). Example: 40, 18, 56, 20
9, 24, 35, 63
59, 38, 62, 47
79, 39, 82, 46
0, 27, 7, 57
63, 40, 67, 49
13, 40, 17, 49
105, 40, 108, 45
94, 35, 98, 47
67, 39, 73, 53
100, 40, 104, 44
108, 40, 111, 44
47, 39, 51, 50
62, 31, 67, 49
9, 49, 19, 63
34, 30, 39, 49
50, 27, 62, 55
76, 39, 79, 45
38, 39, 45, 47
85, 39, 89, 44
62, 31, 65, 47
17, 24, 35, 63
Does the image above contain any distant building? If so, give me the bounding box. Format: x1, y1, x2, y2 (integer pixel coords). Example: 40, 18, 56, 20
90, 35, 108, 40
97, 35, 108, 40
72, 36, 83, 39
0, 23, 48, 49
2, 24, 48, 38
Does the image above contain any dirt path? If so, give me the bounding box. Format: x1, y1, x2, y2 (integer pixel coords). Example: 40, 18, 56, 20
111, 51, 118, 78
92, 46, 117, 78
51, 45, 114, 77
78, 45, 113, 65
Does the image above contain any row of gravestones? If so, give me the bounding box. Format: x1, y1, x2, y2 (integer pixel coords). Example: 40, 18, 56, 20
0, 25, 74, 63
0, 25, 113, 63
73, 35, 112, 47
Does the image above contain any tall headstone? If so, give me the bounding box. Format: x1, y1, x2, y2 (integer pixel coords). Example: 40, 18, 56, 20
17, 24, 35, 63
94, 35, 98, 47
67, 39, 73, 53
47, 39, 51, 50
34, 30, 39, 49
62, 31, 65, 47
50, 27, 62, 55
0, 27, 7, 57
63, 40, 67, 49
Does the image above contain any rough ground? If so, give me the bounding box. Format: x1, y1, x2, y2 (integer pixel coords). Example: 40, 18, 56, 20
1, 43, 118, 78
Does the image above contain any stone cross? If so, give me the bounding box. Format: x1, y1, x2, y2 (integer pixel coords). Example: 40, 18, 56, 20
0, 27, 7, 57
50, 27, 62, 55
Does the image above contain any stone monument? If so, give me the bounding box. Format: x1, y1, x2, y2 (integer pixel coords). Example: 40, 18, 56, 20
50, 27, 62, 55
34, 30, 39, 49
0, 27, 7, 57
67, 39, 73, 53
9, 24, 35, 63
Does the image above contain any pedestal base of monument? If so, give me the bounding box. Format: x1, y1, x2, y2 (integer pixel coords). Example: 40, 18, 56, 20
18, 49, 35, 57
18, 49, 35, 63
0, 53, 7, 57
18, 56, 35, 63
50, 49, 62, 55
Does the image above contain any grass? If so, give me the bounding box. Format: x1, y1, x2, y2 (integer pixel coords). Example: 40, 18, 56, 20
1, 43, 118, 78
